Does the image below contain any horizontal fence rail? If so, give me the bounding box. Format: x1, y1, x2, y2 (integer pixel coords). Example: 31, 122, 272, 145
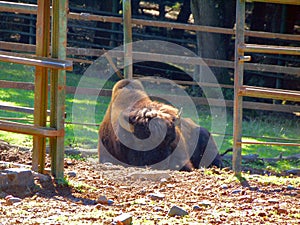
247, 0, 300, 5
0, 120, 64, 137
240, 44, 300, 56
0, 51, 73, 70
0, 80, 299, 114
239, 140, 300, 147
1, 41, 299, 76
239, 86, 300, 101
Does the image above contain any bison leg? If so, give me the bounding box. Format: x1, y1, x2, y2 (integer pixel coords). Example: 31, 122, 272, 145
190, 127, 223, 168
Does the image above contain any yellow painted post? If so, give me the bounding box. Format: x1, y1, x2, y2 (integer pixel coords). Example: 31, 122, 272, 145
32, 0, 51, 173
50, 0, 68, 180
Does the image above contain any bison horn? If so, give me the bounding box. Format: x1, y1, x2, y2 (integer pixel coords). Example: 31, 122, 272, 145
118, 112, 134, 133
178, 107, 183, 117
174, 107, 183, 126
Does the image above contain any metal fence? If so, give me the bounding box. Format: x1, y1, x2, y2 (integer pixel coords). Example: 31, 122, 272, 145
0, 0, 71, 180
232, 0, 300, 175
1, 1, 299, 113
0, 0, 299, 176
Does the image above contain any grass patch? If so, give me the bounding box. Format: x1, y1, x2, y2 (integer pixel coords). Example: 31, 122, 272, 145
245, 172, 300, 186
68, 180, 97, 193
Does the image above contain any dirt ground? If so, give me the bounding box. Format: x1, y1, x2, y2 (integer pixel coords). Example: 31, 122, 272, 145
0, 140, 299, 225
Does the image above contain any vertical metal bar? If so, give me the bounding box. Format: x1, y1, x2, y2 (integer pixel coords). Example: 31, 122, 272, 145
274, 5, 286, 104
50, 0, 68, 180
32, 0, 51, 173
123, 0, 133, 79
233, 0, 245, 175
110, 0, 118, 48
29, 14, 34, 45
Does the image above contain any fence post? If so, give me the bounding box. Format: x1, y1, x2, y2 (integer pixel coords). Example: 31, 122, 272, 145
123, 0, 133, 79
32, 0, 51, 173
233, 0, 246, 176
50, 0, 68, 180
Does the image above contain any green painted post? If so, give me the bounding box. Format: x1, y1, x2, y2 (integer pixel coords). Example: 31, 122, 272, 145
50, 0, 68, 180
233, 0, 246, 175
32, 0, 51, 173
123, 0, 133, 79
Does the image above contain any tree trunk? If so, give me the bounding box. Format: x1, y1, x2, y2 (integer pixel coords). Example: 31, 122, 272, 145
190, 0, 235, 83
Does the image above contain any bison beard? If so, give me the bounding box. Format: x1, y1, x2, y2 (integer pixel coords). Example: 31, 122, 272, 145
98, 79, 223, 171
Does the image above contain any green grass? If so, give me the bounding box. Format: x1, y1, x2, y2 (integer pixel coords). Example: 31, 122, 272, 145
0, 62, 299, 172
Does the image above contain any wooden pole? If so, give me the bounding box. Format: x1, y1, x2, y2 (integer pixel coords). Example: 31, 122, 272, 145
233, 0, 246, 176
32, 0, 51, 174
50, 0, 68, 180
123, 0, 133, 79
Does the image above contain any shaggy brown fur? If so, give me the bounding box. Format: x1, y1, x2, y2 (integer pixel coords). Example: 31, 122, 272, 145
98, 79, 223, 170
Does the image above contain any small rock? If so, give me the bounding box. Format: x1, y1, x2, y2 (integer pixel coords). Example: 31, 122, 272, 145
287, 185, 295, 190
119, 186, 130, 190
192, 205, 201, 211
159, 188, 166, 192
138, 189, 147, 195
5, 196, 22, 205
95, 204, 102, 209
286, 169, 300, 176
3, 168, 34, 189
231, 189, 241, 194
153, 206, 163, 212
33, 172, 51, 182
4, 195, 14, 200
97, 195, 108, 203
113, 213, 132, 225
148, 192, 165, 200
199, 200, 212, 207
253, 198, 266, 204
160, 178, 168, 183
238, 195, 253, 203
166, 184, 175, 188
67, 171, 77, 178
257, 211, 267, 217
168, 205, 188, 217
203, 185, 211, 191
222, 167, 231, 172
66, 160, 75, 166
97, 195, 113, 205
268, 198, 280, 204
67, 171, 77, 177
220, 184, 228, 189
277, 208, 288, 214
128, 171, 171, 181
107, 199, 114, 205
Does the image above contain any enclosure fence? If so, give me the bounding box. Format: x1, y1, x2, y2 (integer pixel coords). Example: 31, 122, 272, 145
0, 0, 299, 176
0, 0, 299, 114
0, 0, 72, 179
233, 0, 300, 175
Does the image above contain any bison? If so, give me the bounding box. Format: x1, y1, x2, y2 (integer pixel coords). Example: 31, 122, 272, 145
98, 79, 223, 171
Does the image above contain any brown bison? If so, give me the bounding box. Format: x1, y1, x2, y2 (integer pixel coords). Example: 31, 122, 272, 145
98, 79, 223, 171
